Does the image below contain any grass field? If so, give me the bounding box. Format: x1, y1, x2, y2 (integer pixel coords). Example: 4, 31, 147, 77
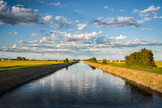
97, 61, 162, 74
0, 60, 68, 71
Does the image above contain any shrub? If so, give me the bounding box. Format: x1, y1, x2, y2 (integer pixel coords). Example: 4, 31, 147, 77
102, 59, 107, 64
22, 57, 26, 61
87, 57, 97, 63
125, 48, 156, 67
64, 58, 69, 63
17, 56, 22, 60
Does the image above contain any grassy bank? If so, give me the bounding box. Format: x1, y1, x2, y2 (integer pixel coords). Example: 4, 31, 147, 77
0, 62, 77, 95
0, 60, 72, 71
85, 61, 162, 93
96, 61, 162, 75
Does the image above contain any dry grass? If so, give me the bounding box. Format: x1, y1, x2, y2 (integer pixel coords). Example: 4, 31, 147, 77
86, 61, 162, 93
97, 61, 162, 74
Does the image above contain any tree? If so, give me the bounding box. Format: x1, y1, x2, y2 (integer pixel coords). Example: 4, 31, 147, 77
102, 59, 107, 64
22, 57, 26, 61
64, 58, 69, 63
87, 57, 97, 63
125, 48, 156, 67
17, 56, 21, 60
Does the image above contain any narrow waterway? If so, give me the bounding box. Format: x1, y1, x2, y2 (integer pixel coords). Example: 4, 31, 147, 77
0, 62, 162, 108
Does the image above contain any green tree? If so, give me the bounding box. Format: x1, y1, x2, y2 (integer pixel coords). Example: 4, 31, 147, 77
88, 57, 97, 63
22, 57, 26, 61
125, 48, 156, 67
64, 58, 69, 63
102, 59, 107, 64
17, 56, 21, 60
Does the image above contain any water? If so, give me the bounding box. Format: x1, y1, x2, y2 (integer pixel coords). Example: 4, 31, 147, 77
0, 62, 162, 108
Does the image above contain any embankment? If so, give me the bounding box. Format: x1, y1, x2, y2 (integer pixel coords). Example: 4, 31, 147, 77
0, 62, 77, 96
85, 62, 162, 94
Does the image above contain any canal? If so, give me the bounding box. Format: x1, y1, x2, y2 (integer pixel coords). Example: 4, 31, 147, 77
0, 62, 162, 108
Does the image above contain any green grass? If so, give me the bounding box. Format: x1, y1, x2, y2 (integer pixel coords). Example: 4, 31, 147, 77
97, 61, 162, 75
0, 60, 73, 71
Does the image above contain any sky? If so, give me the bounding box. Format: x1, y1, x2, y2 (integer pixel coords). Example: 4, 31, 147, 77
0, 0, 162, 60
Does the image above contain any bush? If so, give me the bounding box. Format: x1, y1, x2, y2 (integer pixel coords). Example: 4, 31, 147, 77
64, 58, 69, 63
17, 56, 22, 60
87, 57, 97, 63
125, 48, 156, 67
22, 57, 26, 61
102, 59, 107, 64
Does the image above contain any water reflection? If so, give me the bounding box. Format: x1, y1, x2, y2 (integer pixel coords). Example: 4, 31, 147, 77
0, 62, 162, 108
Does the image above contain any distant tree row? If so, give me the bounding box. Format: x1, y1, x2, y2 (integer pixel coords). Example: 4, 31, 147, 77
125, 48, 156, 67
17, 56, 26, 61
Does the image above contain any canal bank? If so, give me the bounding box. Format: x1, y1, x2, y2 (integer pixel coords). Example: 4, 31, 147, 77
0, 62, 77, 96
85, 62, 162, 94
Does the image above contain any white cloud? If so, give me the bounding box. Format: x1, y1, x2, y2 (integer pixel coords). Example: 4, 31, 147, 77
120, 9, 124, 12
0, 0, 40, 25
55, 16, 62, 20
94, 17, 143, 28
77, 24, 87, 30
31, 32, 37, 37
104, 6, 108, 9
12, 44, 16, 48
75, 20, 79, 23
8, 32, 18, 36
49, 2, 60, 6
49, 2, 67, 8
109, 35, 126, 40
42, 15, 52, 22
50, 16, 72, 29
140, 5, 160, 13
141, 28, 152, 31
133, 5, 162, 20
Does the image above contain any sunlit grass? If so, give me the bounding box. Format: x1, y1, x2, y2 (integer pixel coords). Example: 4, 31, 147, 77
97, 61, 162, 74
155, 61, 162, 67
0, 60, 69, 71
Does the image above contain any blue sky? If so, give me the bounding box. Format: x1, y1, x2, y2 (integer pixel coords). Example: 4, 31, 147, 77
0, 0, 162, 60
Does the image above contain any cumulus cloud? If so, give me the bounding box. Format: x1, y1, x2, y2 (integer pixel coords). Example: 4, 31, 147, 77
133, 5, 162, 19
31, 32, 37, 37
0, 0, 40, 25
140, 5, 160, 13
50, 16, 72, 29
8, 32, 18, 36
77, 24, 87, 30
95, 35, 126, 44
94, 17, 143, 28
59, 31, 102, 44
42, 15, 52, 22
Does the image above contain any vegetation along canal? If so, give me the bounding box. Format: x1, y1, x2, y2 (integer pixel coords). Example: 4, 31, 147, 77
0, 62, 162, 108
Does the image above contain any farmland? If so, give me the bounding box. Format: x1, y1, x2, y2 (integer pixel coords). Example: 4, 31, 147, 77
0, 60, 66, 71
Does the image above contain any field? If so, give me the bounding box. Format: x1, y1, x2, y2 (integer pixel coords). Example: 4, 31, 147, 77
97, 61, 162, 74
0, 60, 67, 71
